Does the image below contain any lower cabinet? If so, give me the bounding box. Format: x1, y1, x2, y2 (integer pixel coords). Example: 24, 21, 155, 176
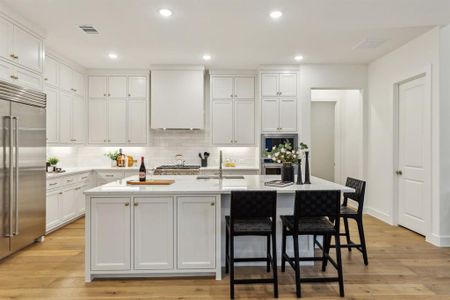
61, 187, 77, 221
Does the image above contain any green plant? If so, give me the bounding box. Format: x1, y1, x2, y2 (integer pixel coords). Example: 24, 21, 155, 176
47, 157, 59, 166
104, 150, 119, 161
299, 142, 309, 150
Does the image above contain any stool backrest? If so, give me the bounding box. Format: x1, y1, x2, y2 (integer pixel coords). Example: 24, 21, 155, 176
343, 177, 366, 214
294, 190, 340, 220
230, 191, 277, 221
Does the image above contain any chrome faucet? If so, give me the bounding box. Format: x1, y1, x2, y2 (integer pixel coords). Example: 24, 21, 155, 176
219, 150, 223, 179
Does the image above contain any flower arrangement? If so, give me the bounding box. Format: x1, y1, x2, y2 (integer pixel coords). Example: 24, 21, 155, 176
266, 141, 303, 166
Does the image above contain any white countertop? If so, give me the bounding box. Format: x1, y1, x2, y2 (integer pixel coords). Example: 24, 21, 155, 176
84, 175, 354, 195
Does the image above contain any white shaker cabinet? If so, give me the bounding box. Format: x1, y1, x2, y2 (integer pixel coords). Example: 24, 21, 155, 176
177, 196, 216, 269
134, 197, 174, 270
211, 100, 233, 145
88, 99, 108, 143
44, 86, 58, 143
61, 187, 77, 221
0, 17, 13, 61
127, 100, 147, 143
60, 64, 84, 96
46, 190, 62, 231
108, 99, 127, 143
279, 74, 297, 97
72, 95, 86, 143
261, 73, 297, 97
90, 197, 131, 271
59, 93, 86, 144
279, 98, 297, 132
128, 76, 147, 98
108, 76, 127, 98
234, 100, 255, 144
43, 56, 58, 87
212, 77, 233, 99
88, 76, 107, 98
234, 77, 255, 99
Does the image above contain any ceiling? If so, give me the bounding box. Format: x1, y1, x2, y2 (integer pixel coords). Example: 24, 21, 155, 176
2, 0, 450, 69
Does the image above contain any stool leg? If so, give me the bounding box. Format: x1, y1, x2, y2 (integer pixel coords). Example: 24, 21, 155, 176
266, 234, 271, 272
225, 227, 229, 274
293, 234, 301, 298
335, 232, 345, 297
321, 234, 331, 272
272, 231, 279, 298
343, 217, 352, 252
281, 225, 287, 272
230, 233, 235, 299
357, 218, 369, 265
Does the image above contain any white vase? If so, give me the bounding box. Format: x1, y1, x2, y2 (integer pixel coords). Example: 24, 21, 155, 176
111, 160, 116, 167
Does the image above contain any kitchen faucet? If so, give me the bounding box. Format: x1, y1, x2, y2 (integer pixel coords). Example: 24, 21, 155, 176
219, 150, 223, 179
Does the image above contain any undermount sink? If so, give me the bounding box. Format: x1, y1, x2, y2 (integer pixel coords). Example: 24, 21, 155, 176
196, 175, 245, 180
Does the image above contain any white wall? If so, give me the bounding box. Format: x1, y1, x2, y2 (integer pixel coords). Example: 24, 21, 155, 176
366, 28, 440, 243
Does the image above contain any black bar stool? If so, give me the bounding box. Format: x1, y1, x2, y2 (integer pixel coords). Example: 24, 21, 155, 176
280, 190, 344, 298
225, 191, 278, 299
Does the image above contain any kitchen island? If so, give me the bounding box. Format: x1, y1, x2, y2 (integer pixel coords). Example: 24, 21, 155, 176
84, 175, 353, 282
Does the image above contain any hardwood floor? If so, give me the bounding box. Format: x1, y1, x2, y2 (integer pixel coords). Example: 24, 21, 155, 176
0, 215, 449, 299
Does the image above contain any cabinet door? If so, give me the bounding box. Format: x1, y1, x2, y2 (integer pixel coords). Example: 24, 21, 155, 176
177, 196, 216, 269
88, 99, 108, 143
212, 77, 233, 99
234, 77, 254, 99
44, 86, 58, 143
59, 93, 72, 143
13, 25, 43, 72
279, 98, 297, 132
59, 64, 73, 93
108, 76, 127, 98
134, 197, 174, 270
279, 73, 297, 97
75, 185, 85, 215
88, 76, 107, 98
72, 96, 85, 143
128, 76, 147, 98
0, 60, 13, 83
72, 70, 84, 96
261, 74, 279, 97
261, 98, 280, 132
61, 188, 77, 221
46, 191, 62, 231
127, 100, 147, 143
90, 197, 131, 271
211, 100, 233, 145
15, 68, 42, 90
108, 99, 127, 143
44, 56, 58, 87
0, 17, 13, 62
234, 100, 254, 145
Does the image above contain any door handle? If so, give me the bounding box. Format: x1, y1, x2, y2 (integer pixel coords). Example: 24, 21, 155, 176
395, 170, 403, 175
5, 116, 13, 237
13, 117, 19, 235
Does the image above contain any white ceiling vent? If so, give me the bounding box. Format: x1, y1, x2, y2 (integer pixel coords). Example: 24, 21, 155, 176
79, 25, 99, 34
353, 38, 387, 50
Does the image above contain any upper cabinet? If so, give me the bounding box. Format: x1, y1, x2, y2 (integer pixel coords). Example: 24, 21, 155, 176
210, 75, 255, 145
261, 72, 298, 133
60, 63, 84, 96
128, 76, 147, 98
0, 15, 43, 74
44, 56, 58, 87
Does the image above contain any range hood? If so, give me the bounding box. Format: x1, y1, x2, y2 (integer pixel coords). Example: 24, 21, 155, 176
150, 65, 204, 129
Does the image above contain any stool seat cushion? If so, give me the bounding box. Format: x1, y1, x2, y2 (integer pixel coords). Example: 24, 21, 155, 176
340, 205, 357, 216
226, 216, 272, 233
280, 215, 336, 234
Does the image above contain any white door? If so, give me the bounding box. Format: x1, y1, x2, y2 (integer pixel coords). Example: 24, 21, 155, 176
46, 191, 62, 231
90, 197, 131, 271
234, 100, 254, 145
211, 100, 233, 145
61, 188, 77, 221
261, 74, 279, 97
88, 76, 107, 98
212, 77, 233, 99
13, 26, 43, 72
59, 93, 72, 143
59, 64, 73, 93
108, 99, 127, 143
127, 100, 147, 143
0, 17, 13, 62
279, 74, 297, 97
128, 76, 147, 98
134, 197, 174, 270
279, 98, 297, 132
88, 99, 108, 143
72, 71, 84, 96
234, 77, 254, 99
398, 76, 429, 235
108, 76, 127, 98
72, 96, 85, 143
44, 86, 58, 143
177, 196, 216, 269
44, 56, 58, 87
261, 98, 279, 132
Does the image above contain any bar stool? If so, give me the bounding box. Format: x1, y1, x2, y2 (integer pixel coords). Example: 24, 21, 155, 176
280, 190, 344, 298
225, 191, 278, 299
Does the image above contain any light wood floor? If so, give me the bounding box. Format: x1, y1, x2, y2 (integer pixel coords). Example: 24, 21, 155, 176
0, 216, 449, 300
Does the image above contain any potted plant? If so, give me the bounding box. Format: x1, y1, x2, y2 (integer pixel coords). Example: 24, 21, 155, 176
47, 157, 59, 172
266, 141, 300, 182
104, 150, 120, 167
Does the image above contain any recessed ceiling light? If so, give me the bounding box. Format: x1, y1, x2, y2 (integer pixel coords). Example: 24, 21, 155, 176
270, 11, 282, 19
294, 55, 304, 61
159, 9, 173, 17
203, 54, 211, 61
108, 53, 118, 60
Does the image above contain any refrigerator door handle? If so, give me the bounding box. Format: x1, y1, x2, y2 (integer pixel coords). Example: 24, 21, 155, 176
4, 116, 13, 237
13, 116, 19, 236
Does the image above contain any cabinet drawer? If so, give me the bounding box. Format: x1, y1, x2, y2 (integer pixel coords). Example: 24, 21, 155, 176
61, 175, 77, 186
47, 178, 61, 190
78, 172, 91, 183
96, 171, 124, 181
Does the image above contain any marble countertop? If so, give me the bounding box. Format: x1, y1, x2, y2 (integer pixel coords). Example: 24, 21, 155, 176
84, 175, 354, 195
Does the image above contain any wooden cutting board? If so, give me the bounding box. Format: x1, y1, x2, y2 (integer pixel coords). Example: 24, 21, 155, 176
126, 179, 175, 185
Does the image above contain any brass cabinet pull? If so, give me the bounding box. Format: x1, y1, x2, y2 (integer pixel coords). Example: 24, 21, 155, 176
10, 75, 18, 80
44, 78, 48, 81
9, 54, 18, 59
134, 202, 138, 207
125, 202, 130, 207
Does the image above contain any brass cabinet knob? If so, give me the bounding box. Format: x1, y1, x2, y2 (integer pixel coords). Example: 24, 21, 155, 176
211, 202, 215, 206
134, 203, 138, 207
125, 202, 130, 207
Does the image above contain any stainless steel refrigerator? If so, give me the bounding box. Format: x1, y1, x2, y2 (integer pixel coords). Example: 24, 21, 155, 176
0, 80, 46, 260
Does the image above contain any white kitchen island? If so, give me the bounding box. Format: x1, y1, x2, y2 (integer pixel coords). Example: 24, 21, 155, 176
84, 175, 353, 282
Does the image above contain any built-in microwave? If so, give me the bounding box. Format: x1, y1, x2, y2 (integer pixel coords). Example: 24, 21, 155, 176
261, 134, 298, 175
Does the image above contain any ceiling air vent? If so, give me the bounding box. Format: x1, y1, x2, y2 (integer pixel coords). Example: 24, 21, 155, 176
79, 25, 99, 34
353, 38, 387, 50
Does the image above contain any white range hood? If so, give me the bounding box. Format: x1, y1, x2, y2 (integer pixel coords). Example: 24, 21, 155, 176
150, 65, 204, 129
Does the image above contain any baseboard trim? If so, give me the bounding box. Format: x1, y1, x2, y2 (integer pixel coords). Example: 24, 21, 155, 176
364, 207, 393, 225
426, 233, 450, 247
